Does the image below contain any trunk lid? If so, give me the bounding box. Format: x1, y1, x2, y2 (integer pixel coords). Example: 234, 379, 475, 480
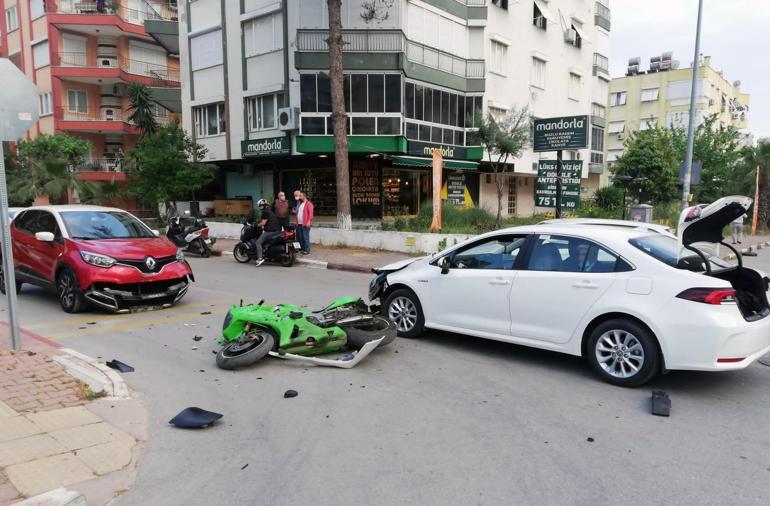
677, 195, 752, 260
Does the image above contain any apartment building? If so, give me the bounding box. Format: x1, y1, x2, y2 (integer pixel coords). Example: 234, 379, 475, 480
179, 0, 611, 220
1, 0, 180, 208
605, 53, 750, 168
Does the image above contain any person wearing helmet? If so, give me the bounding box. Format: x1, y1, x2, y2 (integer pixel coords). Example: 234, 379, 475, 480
253, 198, 282, 267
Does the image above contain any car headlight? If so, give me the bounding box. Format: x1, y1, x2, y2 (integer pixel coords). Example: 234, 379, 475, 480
80, 251, 116, 268
176, 249, 185, 262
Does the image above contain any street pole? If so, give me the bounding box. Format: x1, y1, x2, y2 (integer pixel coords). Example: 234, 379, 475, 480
0, 143, 21, 350
681, 0, 704, 210
555, 150, 563, 218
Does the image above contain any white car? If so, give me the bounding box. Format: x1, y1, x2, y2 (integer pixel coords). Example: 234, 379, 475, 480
539, 218, 674, 237
370, 196, 770, 386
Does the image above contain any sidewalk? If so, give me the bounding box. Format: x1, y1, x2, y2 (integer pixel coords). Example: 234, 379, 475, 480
722, 234, 770, 260
0, 327, 145, 505
214, 239, 412, 273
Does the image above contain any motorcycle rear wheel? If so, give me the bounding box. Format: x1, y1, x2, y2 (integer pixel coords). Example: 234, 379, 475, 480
281, 249, 296, 267
233, 243, 251, 263
342, 315, 397, 349
216, 332, 274, 370
200, 239, 212, 258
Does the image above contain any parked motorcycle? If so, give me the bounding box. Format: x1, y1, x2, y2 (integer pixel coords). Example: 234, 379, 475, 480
166, 211, 216, 257
216, 296, 396, 370
232, 220, 299, 267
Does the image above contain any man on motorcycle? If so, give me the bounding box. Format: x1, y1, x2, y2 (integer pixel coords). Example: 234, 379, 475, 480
254, 199, 282, 267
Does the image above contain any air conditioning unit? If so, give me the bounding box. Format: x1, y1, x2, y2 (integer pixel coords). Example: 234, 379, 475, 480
564, 29, 577, 44
278, 107, 299, 131
616, 132, 624, 140
98, 57, 118, 68
102, 107, 120, 121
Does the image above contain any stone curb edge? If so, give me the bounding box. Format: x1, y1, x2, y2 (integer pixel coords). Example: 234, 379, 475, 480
218, 249, 373, 274
14, 487, 86, 506
52, 348, 130, 399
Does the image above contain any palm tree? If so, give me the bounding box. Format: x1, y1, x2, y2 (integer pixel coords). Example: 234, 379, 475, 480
741, 141, 770, 231
9, 158, 91, 205
126, 83, 158, 137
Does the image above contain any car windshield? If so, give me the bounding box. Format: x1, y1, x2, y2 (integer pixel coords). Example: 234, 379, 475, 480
60, 211, 156, 240
629, 234, 732, 273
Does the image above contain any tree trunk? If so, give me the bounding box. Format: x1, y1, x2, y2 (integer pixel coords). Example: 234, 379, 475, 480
495, 171, 503, 225
759, 169, 770, 231
327, 0, 351, 230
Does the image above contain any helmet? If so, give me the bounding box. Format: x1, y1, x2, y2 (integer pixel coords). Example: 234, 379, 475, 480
257, 199, 268, 208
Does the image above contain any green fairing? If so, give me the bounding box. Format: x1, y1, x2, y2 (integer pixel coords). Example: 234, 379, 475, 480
219, 297, 364, 357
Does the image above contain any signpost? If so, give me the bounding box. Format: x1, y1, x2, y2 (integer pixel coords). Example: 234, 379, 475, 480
0, 59, 40, 350
535, 160, 582, 210
533, 115, 588, 217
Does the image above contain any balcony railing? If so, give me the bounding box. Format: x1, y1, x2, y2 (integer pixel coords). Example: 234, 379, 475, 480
78, 158, 131, 172
53, 52, 180, 84
55, 107, 170, 126
594, 1, 611, 31
593, 52, 609, 76
296, 29, 485, 79
47, 0, 178, 24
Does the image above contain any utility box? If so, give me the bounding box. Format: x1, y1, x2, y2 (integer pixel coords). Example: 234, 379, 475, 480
630, 204, 653, 223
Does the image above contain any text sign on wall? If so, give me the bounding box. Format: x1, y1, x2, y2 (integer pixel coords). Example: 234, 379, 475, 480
446, 173, 466, 206
241, 136, 290, 158
350, 160, 382, 219
535, 160, 582, 210
533, 115, 588, 152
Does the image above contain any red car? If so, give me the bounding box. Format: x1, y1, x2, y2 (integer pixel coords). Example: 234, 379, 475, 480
1, 206, 194, 313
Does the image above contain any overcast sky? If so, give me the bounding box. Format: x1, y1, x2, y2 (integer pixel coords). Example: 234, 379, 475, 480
609, 0, 769, 141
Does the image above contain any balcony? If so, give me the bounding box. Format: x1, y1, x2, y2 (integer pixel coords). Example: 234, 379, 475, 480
296, 29, 485, 80
593, 53, 609, 77
55, 107, 139, 134
594, 1, 611, 31
53, 52, 180, 87
47, 0, 178, 23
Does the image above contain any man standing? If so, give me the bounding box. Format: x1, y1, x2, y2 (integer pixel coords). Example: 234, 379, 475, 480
732, 213, 746, 245
273, 191, 290, 230
254, 199, 282, 267
295, 192, 314, 255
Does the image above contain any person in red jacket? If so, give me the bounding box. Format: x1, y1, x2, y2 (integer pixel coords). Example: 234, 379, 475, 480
295, 192, 314, 255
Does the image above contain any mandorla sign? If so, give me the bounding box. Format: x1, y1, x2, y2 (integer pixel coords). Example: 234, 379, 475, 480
241, 136, 291, 158
533, 115, 588, 152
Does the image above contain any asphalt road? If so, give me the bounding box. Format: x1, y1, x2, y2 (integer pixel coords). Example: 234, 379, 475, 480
4, 252, 770, 505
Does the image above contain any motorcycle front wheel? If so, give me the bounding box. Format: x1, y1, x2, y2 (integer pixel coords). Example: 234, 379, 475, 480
342, 315, 397, 349
199, 238, 212, 258
233, 243, 251, 263
216, 333, 274, 370
281, 248, 296, 267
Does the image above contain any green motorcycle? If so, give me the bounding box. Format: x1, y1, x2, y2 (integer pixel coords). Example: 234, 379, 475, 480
216, 296, 396, 370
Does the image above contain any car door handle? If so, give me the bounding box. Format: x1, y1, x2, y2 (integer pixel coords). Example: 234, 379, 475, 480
573, 281, 600, 289
489, 279, 511, 286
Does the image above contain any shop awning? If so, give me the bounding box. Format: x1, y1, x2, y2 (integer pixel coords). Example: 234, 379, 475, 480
389, 155, 479, 171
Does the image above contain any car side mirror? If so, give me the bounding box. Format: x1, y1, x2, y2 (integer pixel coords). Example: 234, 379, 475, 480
35, 231, 55, 243
437, 256, 450, 274
152, 229, 160, 237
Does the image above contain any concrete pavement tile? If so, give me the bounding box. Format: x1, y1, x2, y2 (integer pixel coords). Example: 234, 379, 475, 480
0, 400, 17, 419
76, 439, 134, 476
0, 481, 21, 504
48, 422, 133, 452
5, 453, 95, 497
0, 417, 42, 443
25, 407, 101, 433
0, 434, 68, 467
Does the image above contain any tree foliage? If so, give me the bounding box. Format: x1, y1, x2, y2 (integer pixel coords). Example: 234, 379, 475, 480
613, 126, 683, 204
127, 122, 216, 215
476, 107, 530, 224
126, 83, 159, 137
740, 140, 770, 230
594, 186, 624, 212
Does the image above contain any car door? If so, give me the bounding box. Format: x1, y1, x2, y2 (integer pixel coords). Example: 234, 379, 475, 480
509, 234, 619, 344
429, 234, 527, 336
11, 210, 43, 279
29, 211, 66, 282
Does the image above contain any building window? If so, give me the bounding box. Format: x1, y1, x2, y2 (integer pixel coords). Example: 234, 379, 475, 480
531, 57, 546, 89
5, 6, 18, 32
593, 53, 609, 74
489, 40, 508, 76
67, 90, 87, 113
607, 121, 625, 136
492, 0, 508, 9
533, 2, 547, 30
247, 93, 284, 132
591, 103, 606, 119
568, 72, 581, 101
193, 103, 226, 137
567, 24, 582, 49
639, 117, 658, 130
590, 126, 604, 164
39, 92, 52, 116
32, 40, 50, 69
508, 176, 516, 215
640, 88, 660, 102
190, 29, 223, 71
30, 0, 45, 19
243, 12, 283, 58
403, 81, 481, 146
610, 91, 627, 106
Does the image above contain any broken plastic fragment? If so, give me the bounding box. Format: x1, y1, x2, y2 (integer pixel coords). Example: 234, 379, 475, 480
284, 389, 298, 398
168, 407, 223, 428
651, 390, 671, 417
193, 335, 203, 341
105, 360, 134, 373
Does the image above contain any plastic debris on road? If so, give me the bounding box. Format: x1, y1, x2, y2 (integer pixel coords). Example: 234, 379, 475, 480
105, 359, 135, 373
651, 390, 671, 417
284, 390, 298, 398
169, 407, 223, 428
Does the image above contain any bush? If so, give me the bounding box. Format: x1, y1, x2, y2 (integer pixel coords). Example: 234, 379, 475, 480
594, 186, 624, 211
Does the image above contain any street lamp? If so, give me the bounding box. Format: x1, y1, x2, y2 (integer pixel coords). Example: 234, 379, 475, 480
616, 174, 632, 220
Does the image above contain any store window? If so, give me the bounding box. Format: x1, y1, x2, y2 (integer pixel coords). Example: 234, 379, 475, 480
193, 103, 226, 137
383, 168, 431, 216
280, 168, 337, 217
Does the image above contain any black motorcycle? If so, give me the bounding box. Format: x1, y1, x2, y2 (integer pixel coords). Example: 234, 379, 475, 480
166, 211, 216, 257
232, 220, 299, 267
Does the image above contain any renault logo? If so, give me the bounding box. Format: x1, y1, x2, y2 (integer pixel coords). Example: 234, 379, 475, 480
145, 257, 157, 270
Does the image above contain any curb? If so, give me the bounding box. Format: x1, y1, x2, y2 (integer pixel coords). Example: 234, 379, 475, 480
14, 487, 86, 506
723, 240, 770, 261
52, 348, 130, 398
215, 249, 374, 274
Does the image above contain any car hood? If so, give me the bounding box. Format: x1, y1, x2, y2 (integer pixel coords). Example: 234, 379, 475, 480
69, 237, 178, 260
677, 195, 752, 259
374, 256, 426, 273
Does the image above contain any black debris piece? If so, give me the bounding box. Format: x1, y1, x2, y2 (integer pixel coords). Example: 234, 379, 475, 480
284, 389, 298, 398
169, 407, 223, 428
27, 351, 37, 356
212, 350, 217, 354
256, 377, 262, 380
105, 360, 135, 373
200, 311, 212, 315
241, 463, 249, 470
586, 437, 595, 443
87, 322, 97, 325
394, 350, 399, 354
651, 390, 671, 417
193, 335, 203, 342
79, 327, 87, 330
199, 369, 205, 373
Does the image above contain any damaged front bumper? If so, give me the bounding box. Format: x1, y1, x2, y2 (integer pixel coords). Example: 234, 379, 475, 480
85, 276, 192, 313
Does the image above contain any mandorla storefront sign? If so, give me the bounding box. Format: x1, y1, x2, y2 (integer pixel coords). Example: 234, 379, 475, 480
241, 136, 291, 158
408, 141, 467, 160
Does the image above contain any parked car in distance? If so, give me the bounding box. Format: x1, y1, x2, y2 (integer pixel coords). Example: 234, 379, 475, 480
539, 218, 674, 237
371, 196, 769, 387
0, 206, 194, 313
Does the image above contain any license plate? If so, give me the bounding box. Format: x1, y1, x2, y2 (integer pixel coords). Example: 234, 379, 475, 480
293, 242, 301, 250
204, 239, 212, 244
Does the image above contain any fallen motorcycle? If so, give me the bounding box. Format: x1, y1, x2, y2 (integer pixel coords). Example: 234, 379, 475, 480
216, 297, 396, 370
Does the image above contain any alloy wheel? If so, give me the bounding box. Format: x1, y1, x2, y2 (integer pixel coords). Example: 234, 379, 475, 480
58, 273, 74, 309
388, 296, 418, 333
594, 329, 645, 379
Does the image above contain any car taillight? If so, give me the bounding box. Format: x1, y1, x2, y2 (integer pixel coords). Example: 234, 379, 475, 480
676, 288, 737, 305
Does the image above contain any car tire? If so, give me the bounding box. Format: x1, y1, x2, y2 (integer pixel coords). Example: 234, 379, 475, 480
216, 332, 274, 370
342, 315, 397, 348
586, 318, 660, 387
57, 268, 86, 314
383, 288, 425, 338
